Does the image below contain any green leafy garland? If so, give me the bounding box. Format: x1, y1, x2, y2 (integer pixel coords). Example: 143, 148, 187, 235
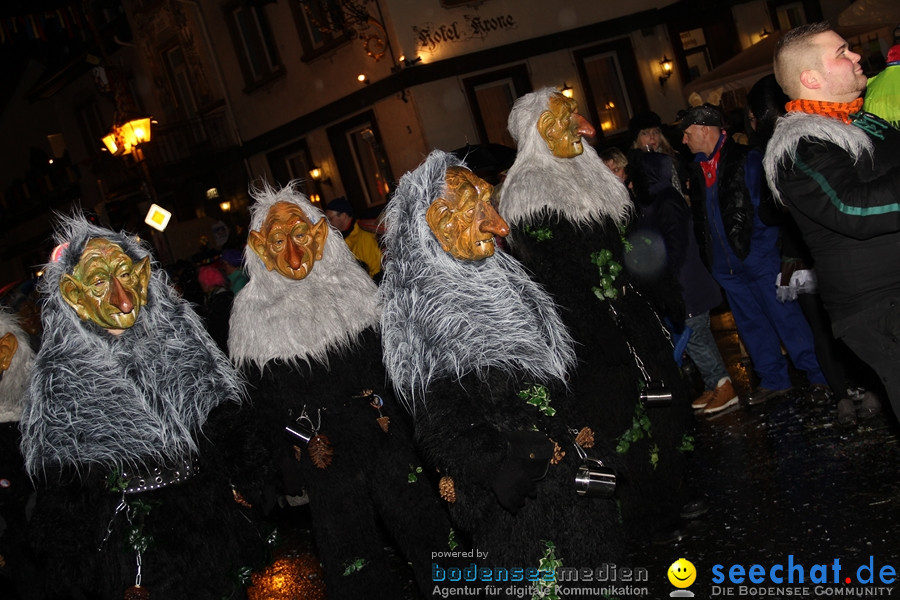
531, 540, 562, 600
106, 470, 156, 555
590, 249, 623, 300
615, 402, 660, 469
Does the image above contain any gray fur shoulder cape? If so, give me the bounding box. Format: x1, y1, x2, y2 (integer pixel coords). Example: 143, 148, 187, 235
500, 87, 632, 229
228, 182, 381, 372
19, 214, 243, 479
764, 111, 874, 205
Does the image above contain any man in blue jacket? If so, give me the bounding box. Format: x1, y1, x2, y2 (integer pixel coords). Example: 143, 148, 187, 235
682, 103, 826, 405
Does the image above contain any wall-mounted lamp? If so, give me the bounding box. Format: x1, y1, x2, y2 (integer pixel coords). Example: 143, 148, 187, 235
658, 55, 674, 87
206, 187, 220, 200
309, 166, 329, 184
760, 28, 771, 40
560, 83, 574, 98
310, 193, 322, 205
357, 73, 369, 85
219, 200, 232, 213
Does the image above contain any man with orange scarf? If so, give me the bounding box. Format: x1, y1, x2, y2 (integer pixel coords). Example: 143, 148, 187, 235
765, 22, 900, 422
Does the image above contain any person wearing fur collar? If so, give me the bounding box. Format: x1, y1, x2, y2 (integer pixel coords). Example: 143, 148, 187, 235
380, 150, 625, 596
0, 309, 35, 598
228, 183, 454, 599
765, 22, 900, 421
499, 88, 695, 544
18, 214, 271, 599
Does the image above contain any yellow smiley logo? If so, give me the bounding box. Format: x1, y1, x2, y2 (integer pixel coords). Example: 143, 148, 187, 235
668, 558, 697, 588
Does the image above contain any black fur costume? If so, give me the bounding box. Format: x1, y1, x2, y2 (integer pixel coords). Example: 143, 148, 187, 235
18, 215, 271, 600
500, 89, 694, 541
380, 151, 625, 594
228, 184, 455, 599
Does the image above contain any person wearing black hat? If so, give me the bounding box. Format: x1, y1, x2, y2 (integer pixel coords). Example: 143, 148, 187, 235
681, 103, 827, 407
324, 196, 383, 280
629, 111, 687, 194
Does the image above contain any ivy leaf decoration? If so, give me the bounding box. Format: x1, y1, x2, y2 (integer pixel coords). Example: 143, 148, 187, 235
532, 540, 562, 599
126, 525, 153, 554
618, 223, 634, 253
234, 565, 254, 587
518, 384, 556, 417
590, 250, 622, 300
342, 557, 368, 576
616, 402, 653, 454
448, 528, 459, 551
524, 224, 553, 242
408, 464, 423, 483
678, 433, 695, 453
106, 469, 130, 493
649, 443, 660, 470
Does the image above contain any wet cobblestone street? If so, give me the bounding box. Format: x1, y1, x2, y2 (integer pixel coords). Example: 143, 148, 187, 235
628, 310, 900, 598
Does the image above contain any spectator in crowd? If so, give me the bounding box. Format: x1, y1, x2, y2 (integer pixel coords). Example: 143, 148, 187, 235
197, 264, 234, 353
862, 43, 900, 129
681, 103, 827, 405
749, 73, 881, 426
626, 149, 737, 414
765, 22, 900, 421
600, 147, 628, 184
324, 196, 383, 280
220, 247, 249, 294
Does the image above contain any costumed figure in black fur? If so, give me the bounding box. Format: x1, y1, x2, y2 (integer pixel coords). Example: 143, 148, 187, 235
499, 88, 694, 543
18, 214, 272, 600
380, 150, 625, 598
0, 308, 36, 599
228, 183, 456, 599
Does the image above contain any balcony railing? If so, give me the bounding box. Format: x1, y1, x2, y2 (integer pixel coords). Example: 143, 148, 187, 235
143, 110, 238, 168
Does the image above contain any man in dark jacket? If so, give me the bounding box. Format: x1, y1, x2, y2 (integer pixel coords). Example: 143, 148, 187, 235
682, 103, 826, 405
765, 22, 900, 420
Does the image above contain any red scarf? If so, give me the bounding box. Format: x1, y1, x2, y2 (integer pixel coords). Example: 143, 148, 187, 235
701, 141, 722, 188
785, 97, 865, 124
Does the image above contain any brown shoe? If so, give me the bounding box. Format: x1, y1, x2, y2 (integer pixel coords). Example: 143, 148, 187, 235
703, 378, 739, 414
692, 389, 715, 410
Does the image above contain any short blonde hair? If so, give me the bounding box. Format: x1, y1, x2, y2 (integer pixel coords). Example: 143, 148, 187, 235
774, 22, 832, 99
600, 147, 627, 169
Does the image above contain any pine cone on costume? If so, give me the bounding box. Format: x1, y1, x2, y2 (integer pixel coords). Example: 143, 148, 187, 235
549, 438, 565, 465
293, 445, 303, 462
438, 475, 456, 503
124, 586, 150, 600
575, 427, 595, 449
376, 415, 390, 432
308, 434, 334, 469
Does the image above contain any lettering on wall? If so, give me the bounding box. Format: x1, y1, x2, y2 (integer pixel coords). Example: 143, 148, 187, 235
412, 13, 517, 53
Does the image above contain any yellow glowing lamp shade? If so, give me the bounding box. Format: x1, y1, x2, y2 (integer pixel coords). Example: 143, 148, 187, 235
102, 117, 152, 156
144, 204, 172, 232
102, 131, 120, 154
